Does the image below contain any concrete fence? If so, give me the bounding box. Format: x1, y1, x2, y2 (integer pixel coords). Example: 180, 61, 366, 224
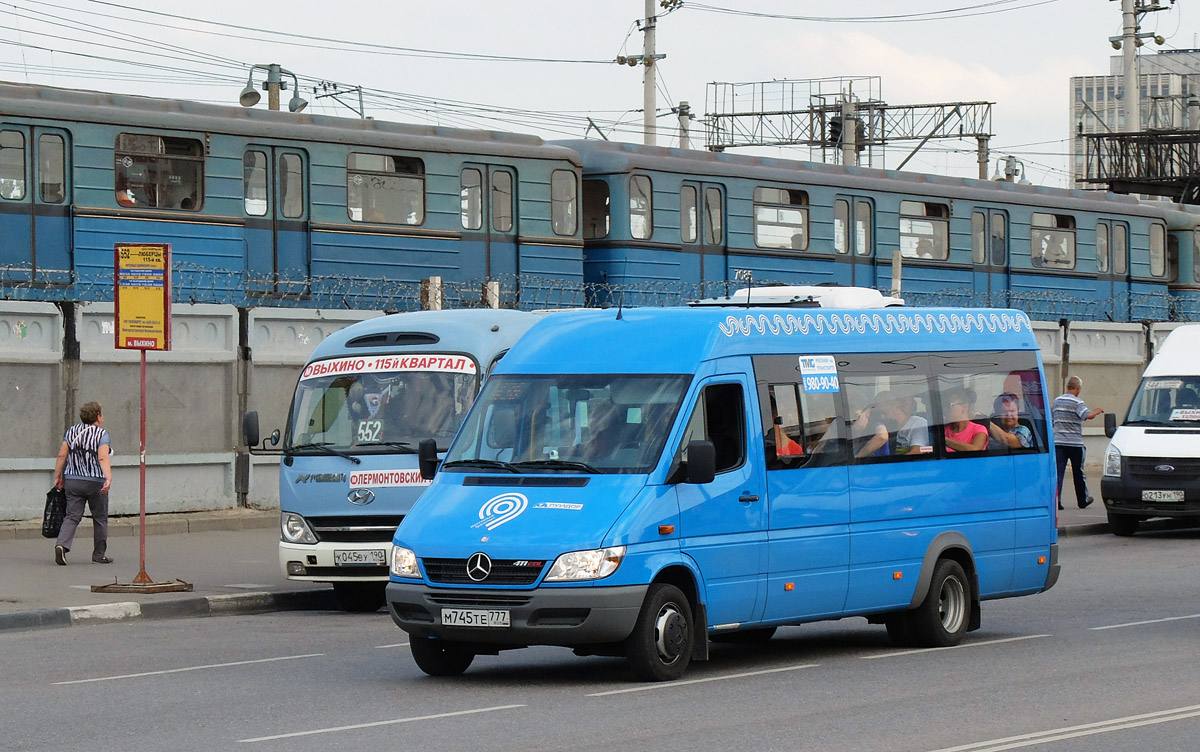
0, 302, 1186, 521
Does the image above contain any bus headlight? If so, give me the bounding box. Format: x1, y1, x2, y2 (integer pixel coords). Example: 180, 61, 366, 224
1103, 446, 1122, 477
281, 512, 317, 544
544, 546, 626, 582
391, 546, 421, 578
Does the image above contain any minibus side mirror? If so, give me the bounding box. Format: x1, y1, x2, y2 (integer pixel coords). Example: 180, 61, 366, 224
242, 411, 260, 447
685, 440, 716, 485
419, 439, 439, 480
1104, 412, 1117, 438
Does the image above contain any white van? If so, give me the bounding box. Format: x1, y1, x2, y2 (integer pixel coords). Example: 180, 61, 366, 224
1102, 324, 1200, 536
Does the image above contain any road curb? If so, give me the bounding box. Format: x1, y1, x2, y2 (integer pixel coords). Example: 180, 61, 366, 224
0, 587, 337, 634
0, 509, 277, 541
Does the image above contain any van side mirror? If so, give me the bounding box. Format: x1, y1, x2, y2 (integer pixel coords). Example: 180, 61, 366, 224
242, 411, 260, 447
685, 440, 716, 484
1104, 412, 1117, 438
419, 439, 439, 480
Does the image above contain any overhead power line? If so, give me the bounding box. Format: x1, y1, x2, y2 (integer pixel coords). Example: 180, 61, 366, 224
681, 0, 1064, 23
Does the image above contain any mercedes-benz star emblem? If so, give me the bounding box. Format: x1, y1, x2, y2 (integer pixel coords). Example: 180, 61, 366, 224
466, 552, 492, 582
347, 488, 376, 506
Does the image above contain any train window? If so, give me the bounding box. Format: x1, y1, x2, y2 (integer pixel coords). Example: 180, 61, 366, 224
680, 185, 697, 243
1096, 222, 1110, 273
583, 179, 610, 239
114, 133, 202, 210
1149, 223, 1166, 277
347, 153, 422, 225
753, 187, 808, 250
1030, 212, 1075, 270
972, 212, 986, 264
1114, 223, 1128, 274
0, 130, 26, 200
38, 134, 65, 204
991, 213, 1007, 265
630, 175, 652, 240
833, 199, 849, 254
243, 151, 268, 217
855, 200, 873, 257
492, 170, 513, 232
551, 170, 577, 236
704, 187, 723, 244
461, 169, 482, 230
899, 201, 949, 260
280, 153, 304, 219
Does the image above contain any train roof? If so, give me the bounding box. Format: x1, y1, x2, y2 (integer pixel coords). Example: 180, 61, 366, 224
497, 305, 1038, 376
555, 138, 1165, 218
0, 80, 581, 164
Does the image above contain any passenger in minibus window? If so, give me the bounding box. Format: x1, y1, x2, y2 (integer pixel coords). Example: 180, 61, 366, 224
988, 393, 1034, 449
943, 388, 987, 452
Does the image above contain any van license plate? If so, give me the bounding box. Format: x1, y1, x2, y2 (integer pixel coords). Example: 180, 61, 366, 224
441, 608, 510, 628
1143, 490, 1184, 502
334, 549, 386, 566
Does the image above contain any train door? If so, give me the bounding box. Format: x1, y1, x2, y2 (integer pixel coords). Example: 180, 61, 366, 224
681, 182, 727, 296
0, 126, 71, 283
834, 196, 875, 287
1097, 221, 1131, 320
243, 147, 311, 293
461, 164, 518, 282
972, 209, 1010, 306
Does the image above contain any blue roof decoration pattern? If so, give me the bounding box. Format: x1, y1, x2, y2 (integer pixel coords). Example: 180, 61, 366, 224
717, 310, 1031, 338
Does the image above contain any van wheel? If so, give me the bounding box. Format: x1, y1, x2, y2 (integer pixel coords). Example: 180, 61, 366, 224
908, 559, 970, 648
409, 638, 475, 676
625, 584, 693, 681
711, 626, 777, 644
1108, 511, 1140, 537
333, 582, 386, 613
884, 615, 918, 647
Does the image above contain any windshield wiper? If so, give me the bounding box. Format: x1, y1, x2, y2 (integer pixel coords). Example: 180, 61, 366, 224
441, 458, 521, 473
354, 441, 418, 454
511, 459, 602, 474
288, 442, 362, 464
1123, 419, 1168, 427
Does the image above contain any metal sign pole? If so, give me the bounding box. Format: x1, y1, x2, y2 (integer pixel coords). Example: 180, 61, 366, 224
132, 349, 151, 585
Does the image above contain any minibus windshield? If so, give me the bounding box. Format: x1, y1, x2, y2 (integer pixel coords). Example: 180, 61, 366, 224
1124, 376, 1200, 426
286, 368, 476, 453
443, 374, 692, 474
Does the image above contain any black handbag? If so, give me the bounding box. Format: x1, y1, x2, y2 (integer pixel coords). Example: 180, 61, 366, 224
41, 486, 67, 539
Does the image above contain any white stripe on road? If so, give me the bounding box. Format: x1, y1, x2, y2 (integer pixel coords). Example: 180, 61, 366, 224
374, 642, 410, 649
53, 653, 324, 685
1090, 613, 1200, 631
237, 704, 526, 743
928, 703, 1200, 752
586, 663, 818, 697
861, 634, 1049, 660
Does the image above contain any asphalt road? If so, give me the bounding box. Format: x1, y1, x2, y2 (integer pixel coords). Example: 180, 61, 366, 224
4, 528, 1199, 752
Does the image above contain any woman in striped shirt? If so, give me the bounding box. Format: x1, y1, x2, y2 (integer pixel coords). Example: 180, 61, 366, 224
52, 401, 113, 565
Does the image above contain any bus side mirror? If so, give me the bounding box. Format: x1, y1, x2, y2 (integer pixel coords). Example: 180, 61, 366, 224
685, 440, 716, 485
1104, 412, 1117, 438
419, 439, 439, 480
243, 411, 260, 447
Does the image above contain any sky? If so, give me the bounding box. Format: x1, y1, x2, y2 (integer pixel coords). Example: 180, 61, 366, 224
0, 0, 1192, 187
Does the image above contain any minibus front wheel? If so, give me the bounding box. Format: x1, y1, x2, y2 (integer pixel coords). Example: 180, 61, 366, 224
625, 583, 694, 681
410, 637, 475, 676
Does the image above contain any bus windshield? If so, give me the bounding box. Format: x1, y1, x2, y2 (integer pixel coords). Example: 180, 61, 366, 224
286, 367, 476, 453
444, 374, 692, 474
1125, 376, 1200, 426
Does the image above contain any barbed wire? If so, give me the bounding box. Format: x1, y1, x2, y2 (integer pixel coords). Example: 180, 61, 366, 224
0, 261, 1191, 322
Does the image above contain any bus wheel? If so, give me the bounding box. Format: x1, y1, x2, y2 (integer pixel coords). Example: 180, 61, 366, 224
333, 582, 386, 613
910, 559, 969, 648
1108, 511, 1140, 537
884, 615, 917, 647
626, 584, 693, 681
409, 638, 475, 676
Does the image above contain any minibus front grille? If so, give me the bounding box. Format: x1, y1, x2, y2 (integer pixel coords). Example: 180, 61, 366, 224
422, 558, 544, 585
427, 593, 533, 608
309, 515, 403, 543
1127, 458, 1200, 482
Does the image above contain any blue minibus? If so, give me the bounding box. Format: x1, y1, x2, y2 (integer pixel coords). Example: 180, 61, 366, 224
243, 308, 539, 612
386, 288, 1060, 679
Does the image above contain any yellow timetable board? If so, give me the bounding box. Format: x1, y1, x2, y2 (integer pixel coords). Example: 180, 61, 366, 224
114, 243, 171, 351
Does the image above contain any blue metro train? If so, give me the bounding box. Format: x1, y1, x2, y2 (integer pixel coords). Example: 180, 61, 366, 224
0, 80, 1197, 320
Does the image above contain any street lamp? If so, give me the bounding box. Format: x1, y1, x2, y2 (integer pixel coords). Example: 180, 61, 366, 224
238, 64, 308, 113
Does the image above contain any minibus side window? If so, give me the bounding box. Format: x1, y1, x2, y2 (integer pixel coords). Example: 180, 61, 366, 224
678, 383, 744, 474
930, 351, 1048, 455
839, 353, 936, 463
762, 382, 843, 469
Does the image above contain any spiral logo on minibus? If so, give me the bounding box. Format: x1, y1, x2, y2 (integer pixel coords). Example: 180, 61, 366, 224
472, 492, 528, 530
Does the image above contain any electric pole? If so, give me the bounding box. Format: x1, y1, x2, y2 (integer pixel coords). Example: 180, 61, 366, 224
1121, 0, 1140, 131
643, 0, 657, 145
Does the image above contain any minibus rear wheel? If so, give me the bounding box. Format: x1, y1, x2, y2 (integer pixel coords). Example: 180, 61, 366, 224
908, 558, 970, 648
410, 638, 475, 676
626, 584, 694, 681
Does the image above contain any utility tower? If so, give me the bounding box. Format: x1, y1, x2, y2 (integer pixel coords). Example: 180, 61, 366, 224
617, 0, 679, 145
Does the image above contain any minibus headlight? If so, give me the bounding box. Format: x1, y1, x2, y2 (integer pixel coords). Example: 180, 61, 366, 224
391, 546, 421, 579
281, 513, 317, 544
1103, 446, 1122, 477
544, 546, 626, 582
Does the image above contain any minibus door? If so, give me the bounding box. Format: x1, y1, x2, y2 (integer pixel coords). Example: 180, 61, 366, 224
972, 209, 1009, 307
675, 377, 767, 628
461, 164, 518, 289
244, 147, 311, 294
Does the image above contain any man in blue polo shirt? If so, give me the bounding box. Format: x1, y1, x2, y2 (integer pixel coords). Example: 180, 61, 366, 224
1052, 376, 1103, 510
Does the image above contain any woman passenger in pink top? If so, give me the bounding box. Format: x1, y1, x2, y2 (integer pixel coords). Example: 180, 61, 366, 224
943, 388, 988, 452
